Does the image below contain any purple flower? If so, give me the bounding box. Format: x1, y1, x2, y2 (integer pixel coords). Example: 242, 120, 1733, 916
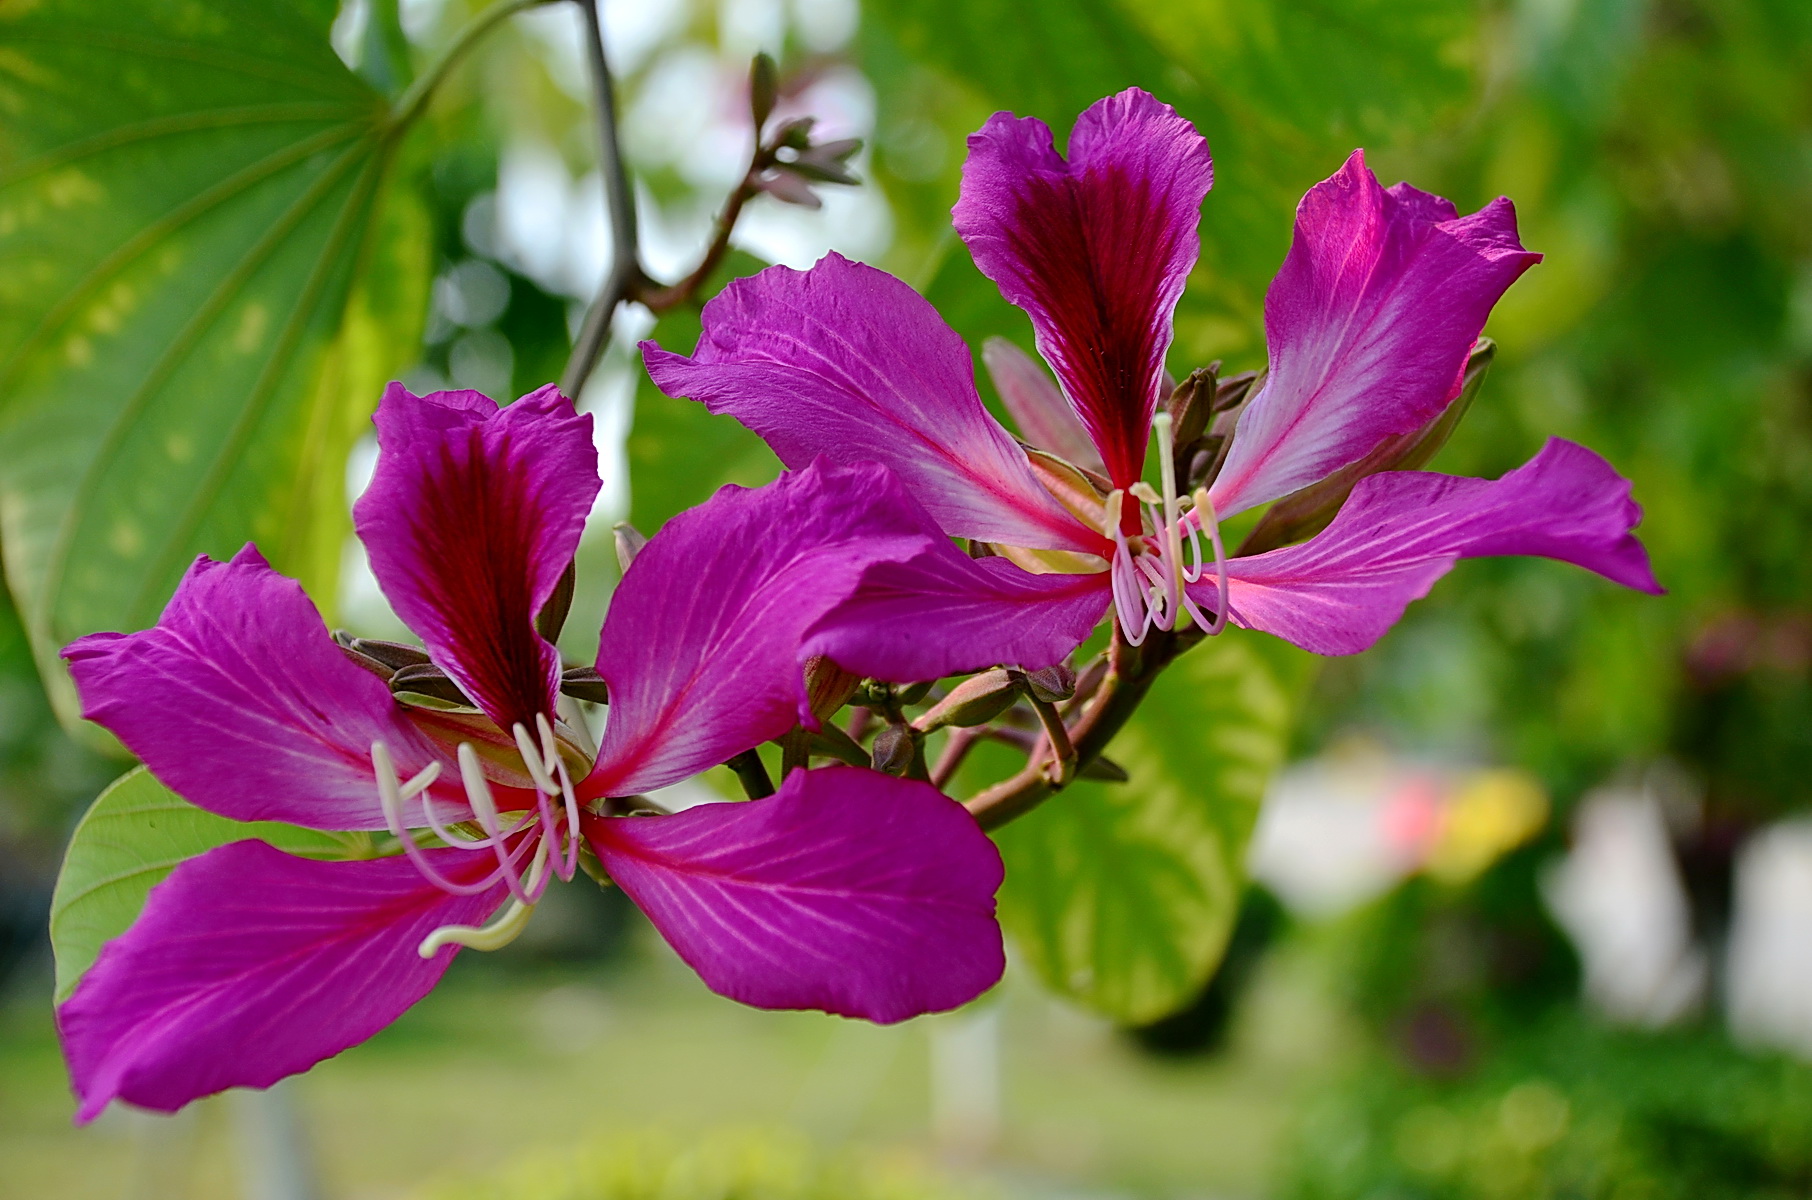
642, 90, 1661, 680
56, 383, 1004, 1122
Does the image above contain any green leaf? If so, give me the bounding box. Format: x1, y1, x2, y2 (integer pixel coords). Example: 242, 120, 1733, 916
48, 767, 362, 1003
627, 251, 781, 535
0, 0, 431, 729
993, 631, 1315, 1023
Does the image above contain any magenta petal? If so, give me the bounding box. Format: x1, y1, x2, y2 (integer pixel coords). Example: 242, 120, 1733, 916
641, 254, 1099, 554
58, 841, 505, 1122
1210, 152, 1542, 517
582, 462, 936, 798
1198, 439, 1663, 656
354, 382, 598, 732
955, 88, 1213, 489
587, 766, 1004, 1023
63, 547, 449, 830
806, 541, 1111, 682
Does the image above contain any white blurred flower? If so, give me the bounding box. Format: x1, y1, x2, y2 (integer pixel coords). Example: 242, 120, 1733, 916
1543, 786, 1706, 1027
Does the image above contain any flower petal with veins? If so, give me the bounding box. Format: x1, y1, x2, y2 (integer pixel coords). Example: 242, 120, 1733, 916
586, 766, 1004, 1023
64, 546, 454, 831
59, 841, 506, 1123
642, 255, 1099, 555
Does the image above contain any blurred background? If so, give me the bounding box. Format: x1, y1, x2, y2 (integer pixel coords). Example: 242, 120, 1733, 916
3, 0, 1812, 1196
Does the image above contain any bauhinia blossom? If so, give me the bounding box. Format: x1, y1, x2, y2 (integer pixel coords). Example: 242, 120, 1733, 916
642, 89, 1661, 682
57, 383, 1003, 1122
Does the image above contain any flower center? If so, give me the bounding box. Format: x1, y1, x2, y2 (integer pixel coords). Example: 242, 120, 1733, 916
1105, 411, 1230, 647
371, 712, 584, 958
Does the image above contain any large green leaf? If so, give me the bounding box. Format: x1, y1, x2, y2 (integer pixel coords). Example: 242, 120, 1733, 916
626, 251, 780, 535
993, 631, 1314, 1023
48, 767, 361, 1003
0, 0, 431, 726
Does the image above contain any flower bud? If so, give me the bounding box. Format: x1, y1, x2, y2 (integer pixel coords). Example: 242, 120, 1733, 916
1164, 365, 1216, 452
1022, 664, 1076, 704
535, 559, 576, 642
749, 52, 778, 131
335, 633, 430, 673
870, 724, 918, 776
389, 663, 475, 710
912, 669, 1020, 732
801, 655, 860, 722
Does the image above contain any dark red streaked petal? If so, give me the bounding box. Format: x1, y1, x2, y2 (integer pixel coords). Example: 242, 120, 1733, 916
955, 88, 1213, 489
354, 383, 598, 733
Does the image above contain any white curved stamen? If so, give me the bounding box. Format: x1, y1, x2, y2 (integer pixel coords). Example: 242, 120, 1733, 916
1190, 487, 1230, 636
1153, 411, 1191, 613
512, 722, 558, 795
372, 743, 513, 896
1104, 490, 1156, 646
536, 713, 582, 881
418, 833, 552, 958
458, 744, 534, 905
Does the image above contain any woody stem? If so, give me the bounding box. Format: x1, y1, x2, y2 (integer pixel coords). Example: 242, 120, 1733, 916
963, 626, 1194, 831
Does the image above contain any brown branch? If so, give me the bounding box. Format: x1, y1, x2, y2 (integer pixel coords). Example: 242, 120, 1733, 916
963, 626, 1198, 831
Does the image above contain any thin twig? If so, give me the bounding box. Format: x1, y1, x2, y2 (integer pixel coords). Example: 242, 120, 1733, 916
560, 0, 643, 399
389, 0, 557, 132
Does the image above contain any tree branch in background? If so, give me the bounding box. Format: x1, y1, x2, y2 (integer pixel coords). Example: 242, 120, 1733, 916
559, 34, 863, 399
561, 0, 641, 398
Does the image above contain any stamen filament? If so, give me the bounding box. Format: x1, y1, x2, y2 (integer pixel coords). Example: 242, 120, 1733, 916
372, 743, 512, 896
1154, 412, 1189, 622
418, 834, 552, 958
1190, 487, 1230, 636
512, 722, 559, 795
537, 714, 583, 881
459, 744, 534, 905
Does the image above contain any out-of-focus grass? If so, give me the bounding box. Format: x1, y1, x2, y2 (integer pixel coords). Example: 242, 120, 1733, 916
0, 923, 1352, 1199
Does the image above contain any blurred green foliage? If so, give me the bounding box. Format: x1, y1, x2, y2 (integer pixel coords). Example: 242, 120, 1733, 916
1283, 1014, 1812, 1200
421, 1127, 990, 1200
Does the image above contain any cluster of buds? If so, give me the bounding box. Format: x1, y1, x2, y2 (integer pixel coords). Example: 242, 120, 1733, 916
746, 52, 862, 209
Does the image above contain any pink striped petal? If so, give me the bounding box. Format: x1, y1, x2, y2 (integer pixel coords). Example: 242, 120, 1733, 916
806, 540, 1111, 682
955, 88, 1212, 489
354, 383, 597, 733
1210, 152, 1541, 517
641, 254, 1099, 555
581, 462, 937, 799
63, 547, 450, 831
586, 766, 1004, 1023
1197, 439, 1662, 656
58, 841, 505, 1122
981, 337, 1106, 473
